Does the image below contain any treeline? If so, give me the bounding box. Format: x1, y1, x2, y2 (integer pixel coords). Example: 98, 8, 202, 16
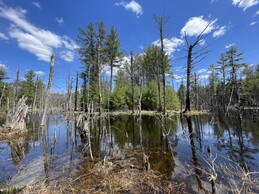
77, 22, 179, 113
1, 21, 258, 115
0, 69, 45, 113
0, 68, 65, 114
179, 46, 259, 112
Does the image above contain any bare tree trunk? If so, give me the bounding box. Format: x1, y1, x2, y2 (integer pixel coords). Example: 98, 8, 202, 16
108, 61, 113, 114
6, 97, 10, 124
66, 74, 73, 112
0, 83, 6, 108
14, 68, 20, 111
185, 45, 193, 113
138, 71, 144, 116
74, 72, 79, 111
41, 54, 55, 126
130, 52, 135, 114
32, 78, 38, 113
154, 15, 169, 115
97, 39, 102, 116
156, 50, 162, 112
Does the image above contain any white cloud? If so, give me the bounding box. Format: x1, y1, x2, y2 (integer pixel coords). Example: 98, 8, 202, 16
59, 50, 74, 62
55, 17, 64, 26
199, 74, 210, 80
232, 0, 259, 10
32, 2, 41, 9
0, 5, 77, 62
210, 0, 218, 3
9, 27, 52, 61
0, 63, 7, 70
35, 70, 45, 77
197, 68, 207, 74
62, 36, 78, 50
250, 21, 257, 25
213, 26, 227, 37
0, 32, 8, 40
180, 16, 217, 37
115, 0, 143, 17
102, 66, 119, 77
225, 43, 235, 49
199, 39, 206, 46
254, 10, 259, 16
152, 37, 184, 56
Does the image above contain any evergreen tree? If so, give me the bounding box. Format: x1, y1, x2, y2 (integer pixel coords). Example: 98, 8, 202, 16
20, 70, 36, 105
225, 46, 243, 106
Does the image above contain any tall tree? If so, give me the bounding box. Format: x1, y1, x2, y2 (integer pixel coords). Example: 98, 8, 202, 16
216, 53, 228, 109
105, 26, 122, 112
183, 22, 212, 113
77, 22, 107, 115
41, 54, 55, 126
130, 51, 135, 114
96, 22, 106, 115
225, 46, 243, 107
154, 15, 169, 114
77, 23, 96, 111
74, 72, 79, 111
20, 70, 36, 105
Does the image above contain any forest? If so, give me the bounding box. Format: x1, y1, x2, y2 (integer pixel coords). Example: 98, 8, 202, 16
1, 18, 259, 194
0, 22, 258, 116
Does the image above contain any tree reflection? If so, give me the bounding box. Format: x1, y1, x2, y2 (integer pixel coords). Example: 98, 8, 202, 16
185, 115, 208, 193
42, 126, 49, 185
9, 139, 25, 170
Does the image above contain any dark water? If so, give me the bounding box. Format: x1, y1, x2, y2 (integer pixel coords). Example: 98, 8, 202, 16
0, 112, 259, 192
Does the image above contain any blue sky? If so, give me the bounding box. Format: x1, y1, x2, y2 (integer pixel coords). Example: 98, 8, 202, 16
0, 0, 258, 91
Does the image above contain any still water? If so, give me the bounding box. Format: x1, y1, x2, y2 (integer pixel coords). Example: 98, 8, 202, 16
0, 112, 259, 192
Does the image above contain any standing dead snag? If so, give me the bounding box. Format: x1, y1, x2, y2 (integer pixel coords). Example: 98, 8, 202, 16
41, 54, 55, 126
184, 21, 213, 113
154, 15, 169, 115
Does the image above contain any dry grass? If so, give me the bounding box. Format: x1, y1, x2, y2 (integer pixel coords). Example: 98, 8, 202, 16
11, 152, 185, 194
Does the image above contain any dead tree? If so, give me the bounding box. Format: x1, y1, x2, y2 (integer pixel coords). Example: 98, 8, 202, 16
66, 73, 73, 112
184, 22, 213, 113
154, 15, 169, 115
4, 96, 28, 131
0, 82, 6, 108
41, 54, 55, 126
130, 51, 135, 114
74, 72, 79, 111
12, 68, 20, 115
138, 65, 144, 116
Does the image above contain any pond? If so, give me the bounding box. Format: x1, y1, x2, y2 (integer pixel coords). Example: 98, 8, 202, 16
0, 111, 259, 193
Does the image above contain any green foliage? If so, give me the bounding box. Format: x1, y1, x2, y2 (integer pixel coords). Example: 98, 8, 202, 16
110, 68, 128, 110
241, 70, 259, 105
20, 70, 36, 105
164, 86, 179, 110
142, 81, 159, 110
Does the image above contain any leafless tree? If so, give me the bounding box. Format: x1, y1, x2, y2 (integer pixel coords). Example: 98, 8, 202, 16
154, 14, 170, 115
184, 22, 213, 113
41, 54, 55, 126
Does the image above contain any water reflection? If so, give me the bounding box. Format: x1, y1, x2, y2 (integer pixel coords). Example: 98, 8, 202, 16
1, 111, 259, 192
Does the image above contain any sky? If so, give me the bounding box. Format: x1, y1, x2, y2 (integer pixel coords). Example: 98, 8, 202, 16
0, 0, 259, 91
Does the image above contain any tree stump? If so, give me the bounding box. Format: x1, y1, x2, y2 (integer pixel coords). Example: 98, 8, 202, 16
143, 153, 150, 171
4, 96, 28, 131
